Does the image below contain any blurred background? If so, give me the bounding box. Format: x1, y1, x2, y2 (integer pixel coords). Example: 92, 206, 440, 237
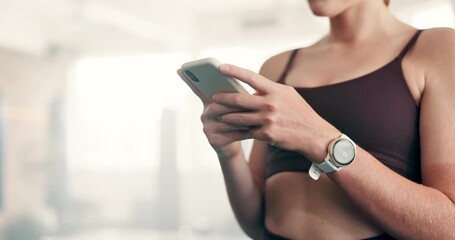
0, 0, 453, 239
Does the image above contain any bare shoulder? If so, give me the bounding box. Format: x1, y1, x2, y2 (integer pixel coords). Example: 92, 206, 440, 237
415, 28, 455, 63
259, 50, 296, 82
411, 28, 455, 87
420, 27, 455, 46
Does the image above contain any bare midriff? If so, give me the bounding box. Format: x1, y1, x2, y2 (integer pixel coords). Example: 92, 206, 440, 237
265, 172, 383, 239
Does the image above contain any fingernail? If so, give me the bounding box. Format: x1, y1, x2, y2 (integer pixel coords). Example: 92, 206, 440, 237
219, 64, 229, 71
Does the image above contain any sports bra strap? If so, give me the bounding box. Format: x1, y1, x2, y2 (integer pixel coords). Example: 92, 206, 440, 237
398, 29, 423, 59
276, 30, 423, 83
277, 49, 299, 83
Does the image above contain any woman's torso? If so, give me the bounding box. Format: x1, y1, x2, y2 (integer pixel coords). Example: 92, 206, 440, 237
263, 28, 424, 239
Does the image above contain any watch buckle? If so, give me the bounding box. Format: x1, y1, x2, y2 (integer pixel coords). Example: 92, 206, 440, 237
309, 163, 322, 180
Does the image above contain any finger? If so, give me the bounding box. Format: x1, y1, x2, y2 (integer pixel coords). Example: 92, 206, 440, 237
177, 69, 211, 104
219, 64, 274, 94
212, 122, 251, 133
212, 92, 263, 111
218, 111, 262, 127
207, 102, 250, 116
203, 103, 251, 120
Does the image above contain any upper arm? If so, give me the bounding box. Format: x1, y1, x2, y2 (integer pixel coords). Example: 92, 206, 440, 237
249, 140, 269, 193
419, 28, 455, 202
248, 51, 294, 191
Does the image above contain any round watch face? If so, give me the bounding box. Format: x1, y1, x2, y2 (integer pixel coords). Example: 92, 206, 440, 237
332, 139, 356, 165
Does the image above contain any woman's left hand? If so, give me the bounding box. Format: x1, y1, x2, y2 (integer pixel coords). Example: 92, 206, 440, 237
213, 64, 341, 162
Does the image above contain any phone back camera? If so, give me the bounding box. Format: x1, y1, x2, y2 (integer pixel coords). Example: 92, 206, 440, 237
184, 70, 199, 83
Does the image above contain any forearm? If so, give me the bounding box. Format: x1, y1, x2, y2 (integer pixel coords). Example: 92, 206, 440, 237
219, 151, 265, 239
329, 148, 455, 239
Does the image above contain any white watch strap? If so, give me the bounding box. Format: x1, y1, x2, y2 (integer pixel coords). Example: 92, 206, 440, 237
309, 154, 339, 180
318, 158, 338, 173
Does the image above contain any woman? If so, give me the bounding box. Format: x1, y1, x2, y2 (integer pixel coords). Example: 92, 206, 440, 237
180, 0, 455, 239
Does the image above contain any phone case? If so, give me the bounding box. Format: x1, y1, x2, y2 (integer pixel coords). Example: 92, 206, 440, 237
179, 58, 248, 101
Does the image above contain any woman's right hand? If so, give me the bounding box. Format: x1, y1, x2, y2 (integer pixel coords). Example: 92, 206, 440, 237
177, 69, 251, 160
201, 102, 251, 160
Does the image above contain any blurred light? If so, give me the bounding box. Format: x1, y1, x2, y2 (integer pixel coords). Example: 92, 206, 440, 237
412, 2, 455, 28
67, 52, 190, 171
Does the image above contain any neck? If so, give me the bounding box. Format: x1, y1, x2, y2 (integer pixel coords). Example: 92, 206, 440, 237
328, 1, 395, 43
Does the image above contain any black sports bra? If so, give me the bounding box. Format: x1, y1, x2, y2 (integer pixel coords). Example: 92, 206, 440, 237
266, 30, 423, 183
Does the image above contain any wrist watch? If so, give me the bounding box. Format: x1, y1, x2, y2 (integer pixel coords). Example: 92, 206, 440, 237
309, 134, 357, 180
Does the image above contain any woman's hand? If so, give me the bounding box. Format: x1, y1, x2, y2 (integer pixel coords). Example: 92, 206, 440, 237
201, 102, 252, 160
177, 69, 251, 161
213, 64, 341, 162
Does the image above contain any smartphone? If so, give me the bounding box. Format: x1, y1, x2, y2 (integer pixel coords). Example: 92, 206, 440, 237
178, 58, 249, 101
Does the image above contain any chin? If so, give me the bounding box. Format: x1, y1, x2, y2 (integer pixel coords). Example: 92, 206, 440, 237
307, 0, 340, 17
311, 8, 331, 17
